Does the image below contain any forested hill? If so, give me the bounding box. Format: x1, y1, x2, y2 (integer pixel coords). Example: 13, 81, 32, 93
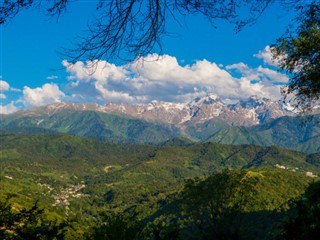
1, 133, 320, 178
1, 133, 319, 239
1, 133, 319, 205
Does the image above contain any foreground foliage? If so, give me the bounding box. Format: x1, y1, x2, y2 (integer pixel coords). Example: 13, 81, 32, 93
273, 1, 320, 113
0, 195, 67, 239
277, 181, 320, 239
1, 169, 317, 239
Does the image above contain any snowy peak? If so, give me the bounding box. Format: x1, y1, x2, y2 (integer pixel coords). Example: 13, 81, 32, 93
225, 95, 294, 125
239, 95, 269, 109
189, 93, 222, 107
186, 95, 225, 122
16, 102, 99, 116
13, 94, 296, 127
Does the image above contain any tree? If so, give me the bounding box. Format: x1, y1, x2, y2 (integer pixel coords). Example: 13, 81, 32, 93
178, 169, 260, 239
0, 195, 67, 239
0, 0, 304, 62
272, 1, 320, 114
277, 181, 320, 239
88, 211, 142, 240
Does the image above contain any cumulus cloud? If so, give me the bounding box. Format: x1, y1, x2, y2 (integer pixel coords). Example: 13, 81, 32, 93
20, 83, 65, 107
62, 60, 134, 103
130, 54, 239, 101
0, 80, 11, 99
62, 60, 127, 83
256, 66, 289, 83
63, 52, 287, 103
0, 80, 21, 94
0, 102, 19, 114
226, 62, 288, 84
254, 46, 286, 67
226, 61, 289, 100
0, 80, 10, 92
0, 80, 10, 99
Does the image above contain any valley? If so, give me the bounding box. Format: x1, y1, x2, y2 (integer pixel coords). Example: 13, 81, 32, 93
0, 132, 319, 239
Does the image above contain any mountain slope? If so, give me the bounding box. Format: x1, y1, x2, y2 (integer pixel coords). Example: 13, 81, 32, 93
207, 115, 320, 153
2, 94, 294, 127
1, 133, 319, 201
0, 110, 180, 144
1, 95, 319, 152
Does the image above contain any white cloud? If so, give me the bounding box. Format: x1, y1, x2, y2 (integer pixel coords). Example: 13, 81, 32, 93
0, 80, 21, 94
256, 66, 289, 83
0, 102, 19, 114
255, 46, 305, 74
62, 60, 127, 83
10, 87, 22, 92
47, 75, 59, 80
63, 52, 288, 104
226, 61, 289, 100
254, 46, 285, 67
130, 54, 239, 100
0, 80, 10, 92
20, 83, 65, 107
226, 62, 289, 84
0, 80, 10, 99
226, 63, 260, 81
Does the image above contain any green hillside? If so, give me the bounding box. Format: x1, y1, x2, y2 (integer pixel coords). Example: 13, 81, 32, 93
207, 114, 320, 153
182, 118, 229, 141
0, 110, 180, 144
1, 133, 319, 209
150, 169, 313, 239
2, 111, 320, 153
1, 133, 319, 239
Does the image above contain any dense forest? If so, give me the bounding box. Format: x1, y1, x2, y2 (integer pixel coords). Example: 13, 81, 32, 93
1, 133, 320, 239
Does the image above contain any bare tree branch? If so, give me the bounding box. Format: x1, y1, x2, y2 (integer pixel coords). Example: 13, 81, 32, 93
0, 0, 309, 62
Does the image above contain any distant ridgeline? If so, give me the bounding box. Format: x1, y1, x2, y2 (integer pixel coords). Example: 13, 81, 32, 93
0, 133, 320, 239
1, 95, 320, 153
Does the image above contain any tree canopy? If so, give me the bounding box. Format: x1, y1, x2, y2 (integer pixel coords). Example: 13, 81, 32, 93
272, 1, 320, 113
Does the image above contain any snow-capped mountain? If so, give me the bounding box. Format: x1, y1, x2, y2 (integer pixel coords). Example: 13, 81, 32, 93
13, 94, 295, 127
108, 94, 294, 126
3, 94, 320, 153
221, 95, 294, 126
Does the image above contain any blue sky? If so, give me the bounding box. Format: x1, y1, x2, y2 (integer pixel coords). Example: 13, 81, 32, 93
0, 1, 296, 113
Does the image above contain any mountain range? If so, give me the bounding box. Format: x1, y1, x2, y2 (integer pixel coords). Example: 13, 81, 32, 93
10, 94, 295, 126
1, 94, 319, 152
1, 94, 320, 239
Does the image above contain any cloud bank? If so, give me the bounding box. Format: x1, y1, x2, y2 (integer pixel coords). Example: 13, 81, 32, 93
20, 83, 65, 107
0, 102, 19, 114
63, 53, 288, 104
2, 47, 290, 113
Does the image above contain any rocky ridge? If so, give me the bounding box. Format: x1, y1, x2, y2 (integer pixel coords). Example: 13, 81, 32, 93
15, 94, 295, 127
